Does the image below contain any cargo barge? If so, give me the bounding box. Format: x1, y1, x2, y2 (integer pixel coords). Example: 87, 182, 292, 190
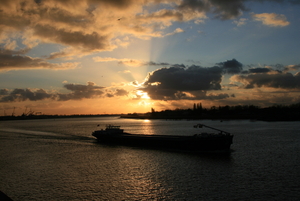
92, 124, 233, 152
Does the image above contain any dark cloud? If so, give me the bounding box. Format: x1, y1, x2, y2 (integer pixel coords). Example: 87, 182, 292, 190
178, 0, 300, 20
73, 0, 138, 10
186, 90, 231, 100
140, 64, 226, 100
178, 0, 248, 20
64, 82, 104, 91
114, 89, 129, 96
146, 61, 170, 66
140, 59, 246, 100
33, 24, 111, 51
0, 82, 129, 102
283, 64, 300, 72
217, 58, 243, 74
0, 48, 78, 71
248, 68, 271, 73
136, 8, 186, 22
58, 82, 105, 101
0, 8, 31, 31
171, 64, 186, 68
106, 93, 114, 98
0, 48, 31, 55
234, 72, 300, 89
0, 88, 52, 102
206, 93, 230, 100
104, 88, 129, 98
241, 64, 300, 74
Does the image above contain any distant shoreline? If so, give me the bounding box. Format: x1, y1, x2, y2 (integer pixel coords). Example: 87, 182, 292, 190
1, 114, 299, 122
0, 114, 120, 121
121, 103, 300, 122
120, 114, 300, 121
1, 106, 300, 122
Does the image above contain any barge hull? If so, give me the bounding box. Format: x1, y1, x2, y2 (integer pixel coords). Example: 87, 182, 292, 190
93, 133, 233, 152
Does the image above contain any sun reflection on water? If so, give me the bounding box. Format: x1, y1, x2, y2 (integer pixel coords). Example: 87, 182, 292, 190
140, 119, 155, 135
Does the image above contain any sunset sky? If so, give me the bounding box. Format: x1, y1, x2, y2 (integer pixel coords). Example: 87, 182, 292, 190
1, 0, 300, 115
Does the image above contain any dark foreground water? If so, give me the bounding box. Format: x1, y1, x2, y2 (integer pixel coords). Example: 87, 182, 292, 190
0, 117, 299, 200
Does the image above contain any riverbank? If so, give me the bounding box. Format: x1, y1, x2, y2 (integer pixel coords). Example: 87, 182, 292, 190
0, 114, 120, 121
120, 113, 300, 121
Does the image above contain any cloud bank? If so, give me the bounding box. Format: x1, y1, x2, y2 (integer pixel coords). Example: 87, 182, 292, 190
140, 59, 242, 100
232, 71, 300, 89
0, 49, 78, 71
139, 59, 300, 102
0, 0, 295, 63
0, 82, 129, 102
1, 58, 299, 109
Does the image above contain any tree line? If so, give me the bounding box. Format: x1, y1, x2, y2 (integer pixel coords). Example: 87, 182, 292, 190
123, 102, 300, 121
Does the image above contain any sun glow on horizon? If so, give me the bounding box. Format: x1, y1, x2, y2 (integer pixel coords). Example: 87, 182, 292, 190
136, 90, 150, 99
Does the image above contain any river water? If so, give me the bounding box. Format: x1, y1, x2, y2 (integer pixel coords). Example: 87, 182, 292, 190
0, 117, 299, 200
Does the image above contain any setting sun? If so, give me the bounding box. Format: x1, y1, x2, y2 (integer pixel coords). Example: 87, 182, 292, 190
136, 91, 151, 99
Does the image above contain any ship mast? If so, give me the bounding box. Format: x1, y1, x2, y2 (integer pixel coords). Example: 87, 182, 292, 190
194, 124, 231, 135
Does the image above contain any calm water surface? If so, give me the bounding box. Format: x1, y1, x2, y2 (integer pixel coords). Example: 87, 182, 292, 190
0, 117, 300, 200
